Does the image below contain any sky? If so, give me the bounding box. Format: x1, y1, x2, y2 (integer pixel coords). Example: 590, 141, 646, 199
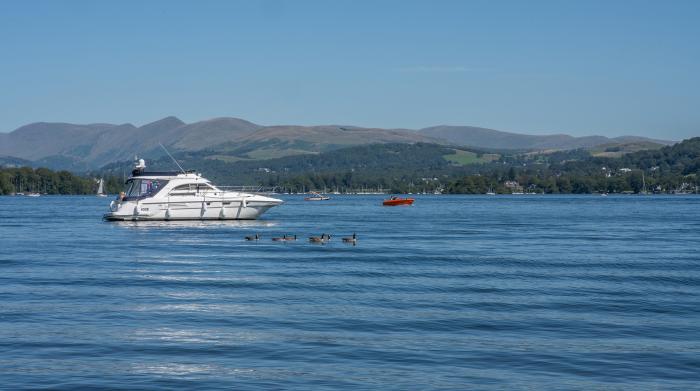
0, 0, 698, 140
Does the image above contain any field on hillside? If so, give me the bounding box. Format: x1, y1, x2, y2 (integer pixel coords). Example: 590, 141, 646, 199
443, 149, 500, 165
589, 141, 665, 158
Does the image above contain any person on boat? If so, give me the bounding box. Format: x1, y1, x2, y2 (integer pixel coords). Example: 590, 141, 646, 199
391, 195, 398, 200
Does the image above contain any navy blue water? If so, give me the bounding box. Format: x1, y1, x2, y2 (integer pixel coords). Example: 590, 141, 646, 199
1, 195, 699, 390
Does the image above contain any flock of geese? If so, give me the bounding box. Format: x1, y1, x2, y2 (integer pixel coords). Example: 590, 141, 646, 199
245, 233, 357, 245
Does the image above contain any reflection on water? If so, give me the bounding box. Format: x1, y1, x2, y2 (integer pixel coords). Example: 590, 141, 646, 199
130, 363, 226, 376
130, 327, 260, 344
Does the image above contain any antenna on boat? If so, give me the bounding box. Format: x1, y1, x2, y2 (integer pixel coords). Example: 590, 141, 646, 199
159, 143, 186, 174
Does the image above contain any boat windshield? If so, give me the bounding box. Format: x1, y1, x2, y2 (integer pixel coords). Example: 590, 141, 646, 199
124, 179, 168, 199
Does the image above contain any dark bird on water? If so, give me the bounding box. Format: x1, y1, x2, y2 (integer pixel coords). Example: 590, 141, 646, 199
309, 233, 331, 243
342, 233, 357, 244
245, 233, 260, 241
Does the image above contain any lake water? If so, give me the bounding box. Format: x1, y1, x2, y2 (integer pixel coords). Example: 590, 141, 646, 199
0, 195, 699, 390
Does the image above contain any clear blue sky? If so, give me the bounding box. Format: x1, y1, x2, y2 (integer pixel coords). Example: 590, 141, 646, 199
1, 0, 698, 140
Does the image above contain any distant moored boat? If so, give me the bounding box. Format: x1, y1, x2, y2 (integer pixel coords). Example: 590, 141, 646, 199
304, 191, 330, 201
96, 178, 107, 197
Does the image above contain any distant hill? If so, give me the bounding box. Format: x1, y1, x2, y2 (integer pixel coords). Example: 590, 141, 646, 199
101, 142, 494, 187
0, 155, 34, 168
210, 125, 435, 159
419, 125, 673, 150
97, 137, 699, 194
6, 138, 697, 195
0, 116, 675, 170
588, 141, 666, 158
0, 116, 265, 169
0, 122, 122, 162
0, 117, 440, 169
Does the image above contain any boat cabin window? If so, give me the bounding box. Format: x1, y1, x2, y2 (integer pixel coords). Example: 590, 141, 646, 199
197, 184, 216, 192
124, 179, 168, 199
170, 184, 197, 194
168, 183, 217, 196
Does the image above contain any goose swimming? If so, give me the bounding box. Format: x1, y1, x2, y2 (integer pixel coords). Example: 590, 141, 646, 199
342, 233, 357, 244
309, 233, 331, 243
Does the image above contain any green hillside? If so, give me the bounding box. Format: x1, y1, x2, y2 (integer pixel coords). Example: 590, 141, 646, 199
443, 150, 500, 165
589, 141, 666, 158
100, 143, 498, 193
99, 138, 699, 194
4, 138, 698, 196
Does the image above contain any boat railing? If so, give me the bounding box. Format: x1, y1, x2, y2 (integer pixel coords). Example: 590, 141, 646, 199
216, 185, 281, 195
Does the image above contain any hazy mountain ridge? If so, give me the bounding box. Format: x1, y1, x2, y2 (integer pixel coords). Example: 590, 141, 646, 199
0, 117, 441, 169
1, 122, 121, 161
0, 116, 262, 169
419, 125, 674, 150
0, 117, 673, 170
0, 155, 34, 168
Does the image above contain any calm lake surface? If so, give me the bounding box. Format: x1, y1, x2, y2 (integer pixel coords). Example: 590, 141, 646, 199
1, 195, 699, 390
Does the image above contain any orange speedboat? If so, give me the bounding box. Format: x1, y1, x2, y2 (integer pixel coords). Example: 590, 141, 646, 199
382, 196, 415, 206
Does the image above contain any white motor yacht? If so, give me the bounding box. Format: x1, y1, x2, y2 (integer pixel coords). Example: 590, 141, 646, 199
104, 159, 283, 221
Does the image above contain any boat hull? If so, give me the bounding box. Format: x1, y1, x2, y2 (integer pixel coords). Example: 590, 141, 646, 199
104, 198, 282, 221
382, 198, 414, 206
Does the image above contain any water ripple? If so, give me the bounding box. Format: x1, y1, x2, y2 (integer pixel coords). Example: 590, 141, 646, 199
0, 195, 699, 389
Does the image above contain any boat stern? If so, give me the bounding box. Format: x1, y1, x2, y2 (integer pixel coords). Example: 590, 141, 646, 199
103, 200, 139, 221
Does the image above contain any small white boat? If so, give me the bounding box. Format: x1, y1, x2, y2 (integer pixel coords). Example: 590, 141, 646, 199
26, 193, 41, 197
304, 191, 330, 201
96, 178, 107, 197
103, 159, 283, 221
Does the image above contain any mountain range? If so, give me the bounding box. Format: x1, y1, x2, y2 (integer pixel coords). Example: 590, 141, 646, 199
0, 116, 674, 170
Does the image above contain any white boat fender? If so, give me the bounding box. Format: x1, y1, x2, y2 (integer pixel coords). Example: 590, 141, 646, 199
242, 197, 247, 208
133, 204, 141, 216
165, 207, 172, 220
219, 206, 226, 219
201, 202, 208, 217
